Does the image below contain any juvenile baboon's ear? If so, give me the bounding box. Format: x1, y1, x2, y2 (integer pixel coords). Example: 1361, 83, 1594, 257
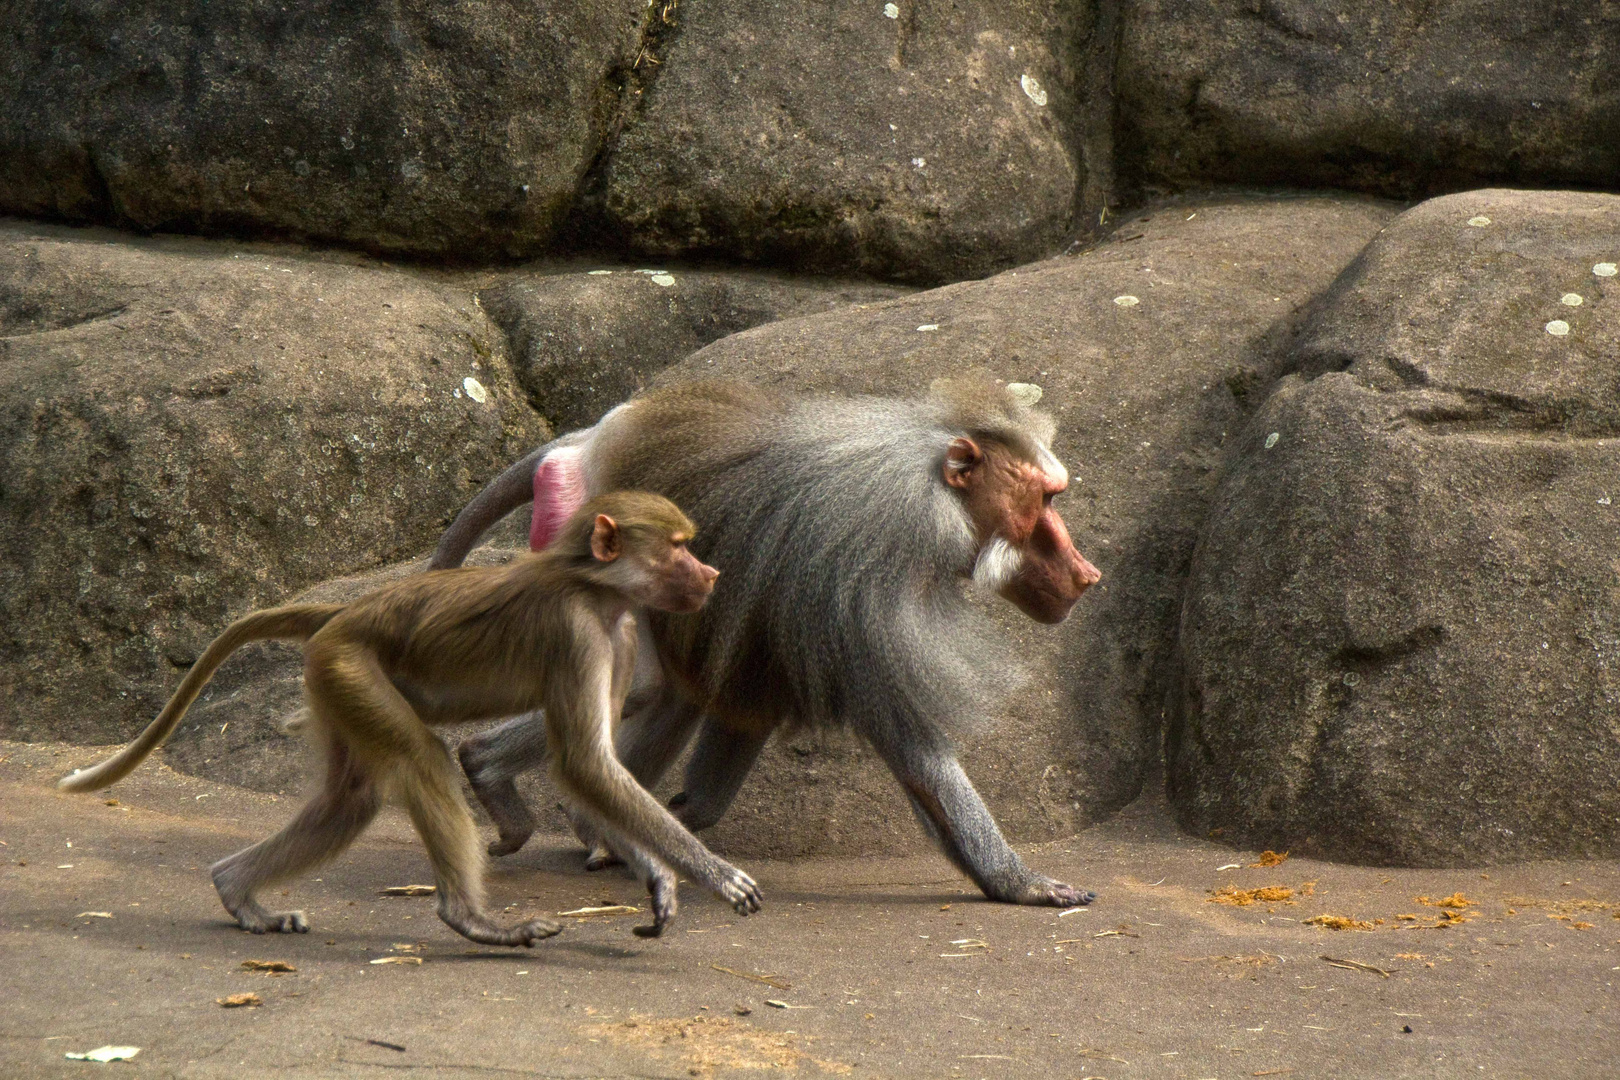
943, 437, 982, 489
590, 515, 622, 562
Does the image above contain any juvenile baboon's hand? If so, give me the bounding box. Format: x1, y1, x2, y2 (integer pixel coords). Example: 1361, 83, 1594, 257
719, 868, 764, 915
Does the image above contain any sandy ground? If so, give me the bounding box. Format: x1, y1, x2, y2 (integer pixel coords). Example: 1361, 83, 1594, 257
1, 739, 1616, 1079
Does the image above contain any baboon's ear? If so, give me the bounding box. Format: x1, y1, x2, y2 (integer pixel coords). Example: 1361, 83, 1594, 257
943, 437, 983, 489
590, 514, 621, 562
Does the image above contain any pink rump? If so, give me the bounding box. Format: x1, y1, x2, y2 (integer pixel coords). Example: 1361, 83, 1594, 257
530, 448, 587, 551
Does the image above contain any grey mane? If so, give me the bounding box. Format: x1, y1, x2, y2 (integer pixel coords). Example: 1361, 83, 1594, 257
672, 393, 1022, 733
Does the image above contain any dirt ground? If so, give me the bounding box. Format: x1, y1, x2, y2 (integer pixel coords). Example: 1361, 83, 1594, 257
2, 739, 1616, 1079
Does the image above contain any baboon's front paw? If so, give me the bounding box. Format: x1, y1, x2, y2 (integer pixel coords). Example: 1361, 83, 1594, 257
238, 909, 310, 934
719, 869, 763, 915
583, 846, 624, 872
635, 873, 678, 937
1018, 876, 1094, 907
487, 831, 531, 858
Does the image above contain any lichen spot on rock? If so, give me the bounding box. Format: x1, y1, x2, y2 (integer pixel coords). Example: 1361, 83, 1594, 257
1264, 432, 1280, 450
1467, 215, 1491, 227
1560, 293, 1583, 307
1594, 263, 1618, 278
651, 273, 676, 287
1545, 319, 1570, 337
1006, 383, 1043, 407
883, 2, 899, 18
916, 323, 939, 332
1114, 295, 1139, 307
1020, 75, 1048, 107
462, 376, 488, 403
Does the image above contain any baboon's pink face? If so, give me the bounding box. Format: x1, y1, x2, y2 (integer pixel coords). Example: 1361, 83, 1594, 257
945, 438, 1101, 625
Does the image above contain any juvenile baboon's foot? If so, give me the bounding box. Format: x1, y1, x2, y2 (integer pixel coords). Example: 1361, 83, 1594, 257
633, 866, 679, 938
458, 744, 536, 857
583, 844, 624, 872
712, 865, 763, 915
1008, 874, 1094, 908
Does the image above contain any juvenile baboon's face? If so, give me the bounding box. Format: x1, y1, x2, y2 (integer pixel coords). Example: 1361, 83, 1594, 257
591, 513, 719, 615
637, 531, 719, 614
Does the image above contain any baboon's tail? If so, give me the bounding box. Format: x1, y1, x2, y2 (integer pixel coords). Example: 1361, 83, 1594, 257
57, 604, 345, 793
430, 437, 561, 570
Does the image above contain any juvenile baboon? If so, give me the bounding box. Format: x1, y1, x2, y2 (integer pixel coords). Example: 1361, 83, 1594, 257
59, 492, 760, 943
433, 378, 1103, 908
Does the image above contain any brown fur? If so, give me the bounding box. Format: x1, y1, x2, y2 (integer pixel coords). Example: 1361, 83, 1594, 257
59, 491, 758, 944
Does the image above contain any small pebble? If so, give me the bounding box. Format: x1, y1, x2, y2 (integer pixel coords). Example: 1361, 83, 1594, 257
883, 2, 899, 17
1264, 432, 1280, 449
1594, 262, 1617, 277
1545, 320, 1570, 337
1113, 295, 1139, 307
1560, 293, 1583, 306
1467, 216, 1491, 227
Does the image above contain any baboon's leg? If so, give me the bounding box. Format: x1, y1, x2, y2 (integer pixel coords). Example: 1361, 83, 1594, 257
667, 719, 770, 832
858, 713, 1093, 908
582, 693, 703, 871
311, 644, 562, 946
211, 737, 382, 934
458, 710, 548, 857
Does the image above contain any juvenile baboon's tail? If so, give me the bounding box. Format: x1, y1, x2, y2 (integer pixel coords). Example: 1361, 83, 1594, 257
57, 604, 345, 793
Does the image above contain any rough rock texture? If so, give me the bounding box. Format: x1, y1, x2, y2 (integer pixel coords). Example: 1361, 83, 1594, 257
1118, 1, 1620, 199
597, 194, 1389, 859
0, 0, 646, 258
0, 221, 547, 744
481, 267, 908, 431
587, 0, 1111, 283
1173, 190, 1620, 866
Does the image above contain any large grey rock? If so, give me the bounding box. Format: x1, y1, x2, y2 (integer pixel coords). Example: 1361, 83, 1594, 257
1173, 190, 1620, 865
0, 221, 547, 744
588, 0, 1111, 284
0, 0, 646, 258
1118, 1, 1620, 198
620, 194, 1393, 858
481, 267, 908, 431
